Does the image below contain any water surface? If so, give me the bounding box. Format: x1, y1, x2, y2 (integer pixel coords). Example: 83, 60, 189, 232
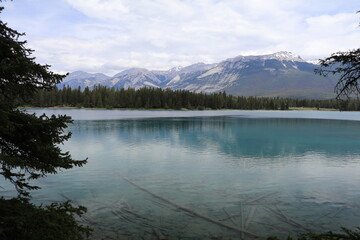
4, 110, 360, 239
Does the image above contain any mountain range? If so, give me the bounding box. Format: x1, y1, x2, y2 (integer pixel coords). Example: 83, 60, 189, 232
58, 51, 337, 99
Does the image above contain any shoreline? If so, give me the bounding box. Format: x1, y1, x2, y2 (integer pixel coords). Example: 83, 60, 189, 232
18, 106, 339, 112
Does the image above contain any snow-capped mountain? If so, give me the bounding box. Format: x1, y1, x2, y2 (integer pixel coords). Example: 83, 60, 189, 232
58, 51, 337, 99
105, 68, 162, 89
225, 51, 305, 63
58, 71, 111, 89
171, 51, 331, 97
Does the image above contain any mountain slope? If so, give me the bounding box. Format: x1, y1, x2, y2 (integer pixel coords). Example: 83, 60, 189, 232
183, 52, 336, 98
58, 71, 111, 89
59, 51, 337, 99
160, 51, 337, 98
106, 68, 162, 89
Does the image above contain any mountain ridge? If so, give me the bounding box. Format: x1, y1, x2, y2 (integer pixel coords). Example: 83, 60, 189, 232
58, 51, 337, 99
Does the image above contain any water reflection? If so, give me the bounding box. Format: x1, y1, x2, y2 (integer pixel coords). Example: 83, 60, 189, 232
71, 117, 360, 160
6, 115, 360, 239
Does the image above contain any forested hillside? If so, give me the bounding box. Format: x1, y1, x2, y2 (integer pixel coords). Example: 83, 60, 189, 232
27, 86, 360, 111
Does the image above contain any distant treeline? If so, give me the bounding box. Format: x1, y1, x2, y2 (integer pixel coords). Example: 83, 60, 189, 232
27, 86, 360, 111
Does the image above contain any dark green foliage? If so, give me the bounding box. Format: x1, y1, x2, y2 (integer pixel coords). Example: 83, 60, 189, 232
0, 3, 91, 239
0, 197, 92, 240
28, 85, 360, 111
0, 109, 87, 197
316, 49, 360, 99
29, 85, 289, 110
315, 12, 360, 100
0, 3, 86, 198
267, 227, 360, 240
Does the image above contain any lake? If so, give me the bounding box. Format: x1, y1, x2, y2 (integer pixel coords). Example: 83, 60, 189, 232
4, 109, 360, 239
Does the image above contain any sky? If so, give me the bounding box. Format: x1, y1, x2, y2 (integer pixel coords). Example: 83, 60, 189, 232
2, 0, 360, 76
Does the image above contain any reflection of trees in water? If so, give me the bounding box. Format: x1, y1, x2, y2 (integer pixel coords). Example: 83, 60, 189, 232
71, 117, 360, 159
63, 117, 360, 239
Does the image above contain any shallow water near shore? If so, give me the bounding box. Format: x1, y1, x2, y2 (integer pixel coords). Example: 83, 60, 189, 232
3, 110, 360, 239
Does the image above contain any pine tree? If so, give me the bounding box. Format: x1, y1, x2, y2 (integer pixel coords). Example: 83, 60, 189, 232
0, 4, 91, 239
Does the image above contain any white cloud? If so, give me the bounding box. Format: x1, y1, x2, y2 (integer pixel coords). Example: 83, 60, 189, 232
300, 13, 360, 58
3, 0, 360, 74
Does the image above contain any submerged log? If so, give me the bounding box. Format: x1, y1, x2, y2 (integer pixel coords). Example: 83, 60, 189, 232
275, 205, 310, 231
219, 213, 242, 221
252, 220, 292, 232
315, 206, 346, 221
246, 192, 278, 204
123, 177, 259, 238
223, 208, 237, 226
152, 228, 166, 240
267, 206, 311, 232
240, 201, 245, 239
245, 206, 257, 229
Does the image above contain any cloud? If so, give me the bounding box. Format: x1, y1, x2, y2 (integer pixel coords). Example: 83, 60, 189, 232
301, 13, 360, 58
306, 13, 359, 36
67, 0, 129, 20
3, 0, 360, 74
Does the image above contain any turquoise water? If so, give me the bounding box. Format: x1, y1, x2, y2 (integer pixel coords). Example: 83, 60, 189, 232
4, 110, 360, 239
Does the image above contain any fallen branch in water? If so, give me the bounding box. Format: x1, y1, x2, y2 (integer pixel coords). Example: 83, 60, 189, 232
314, 206, 346, 222
275, 205, 310, 231
245, 206, 257, 229
152, 228, 166, 240
219, 213, 242, 221
246, 192, 278, 204
123, 177, 259, 238
240, 201, 245, 239
223, 208, 237, 226
267, 205, 311, 232
252, 220, 292, 232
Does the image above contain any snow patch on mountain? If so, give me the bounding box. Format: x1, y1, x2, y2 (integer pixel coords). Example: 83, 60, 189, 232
268, 51, 304, 62
58, 51, 331, 98
226, 51, 305, 64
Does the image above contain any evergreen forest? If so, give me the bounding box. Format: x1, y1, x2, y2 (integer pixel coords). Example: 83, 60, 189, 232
27, 85, 360, 111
